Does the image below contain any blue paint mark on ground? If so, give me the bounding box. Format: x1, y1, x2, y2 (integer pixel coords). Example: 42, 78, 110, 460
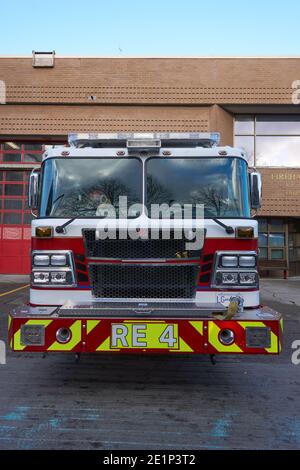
285, 418, 300, 445
0, 425, 15, 431
211, 413, 234, 438
0, 406, 29, 422
18, 417, 63, 450
49, 418, 60, 429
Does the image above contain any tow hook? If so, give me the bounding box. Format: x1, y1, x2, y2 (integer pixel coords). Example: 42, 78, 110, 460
210, 354, 217, 365
75, 353, 81, 364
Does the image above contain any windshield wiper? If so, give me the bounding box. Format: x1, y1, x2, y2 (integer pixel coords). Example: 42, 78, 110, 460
212, 218, 234, 235
55, 209, 95, 233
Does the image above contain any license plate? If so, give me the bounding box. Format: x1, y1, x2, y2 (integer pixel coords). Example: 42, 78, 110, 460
110, 322, 179, 350
217, 294, 244, 307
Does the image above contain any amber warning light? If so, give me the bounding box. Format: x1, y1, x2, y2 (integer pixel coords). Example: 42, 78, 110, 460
35, 226, 53, 238
236, 227, 254, 239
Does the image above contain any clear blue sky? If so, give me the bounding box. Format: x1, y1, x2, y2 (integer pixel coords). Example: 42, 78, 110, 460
1, 0, 300, 56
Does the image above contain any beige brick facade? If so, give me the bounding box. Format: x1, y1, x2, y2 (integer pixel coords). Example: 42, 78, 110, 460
0, 56, 300, 216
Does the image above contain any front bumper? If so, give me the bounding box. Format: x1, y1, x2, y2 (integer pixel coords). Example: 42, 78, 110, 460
8, 302, 283, 355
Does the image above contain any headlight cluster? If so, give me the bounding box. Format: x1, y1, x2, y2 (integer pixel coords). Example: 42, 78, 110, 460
220, 255, 256, 268
31, 251, 76, 287
213, 252, 258, 289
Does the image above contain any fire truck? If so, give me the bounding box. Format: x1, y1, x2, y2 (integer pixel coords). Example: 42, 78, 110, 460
8, 133, 282, 360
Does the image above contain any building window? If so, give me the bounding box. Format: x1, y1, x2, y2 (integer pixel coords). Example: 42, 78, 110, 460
234, 135, 255, 166
234, 115, 300, 168
234, 116, 255, 135
258, 218, 287, 261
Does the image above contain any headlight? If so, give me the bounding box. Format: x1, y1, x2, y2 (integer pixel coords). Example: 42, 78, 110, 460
33, 272, 50, 284
31, 251, 76, 287
33, 255, 50, 266
239, 272, 257, 285
51, 254, 67, 266
51, 271, 67, 284
221, 256, 238, 268
221, 272, 239, 285
239, 256, 256, 268
213, 252, 259, 289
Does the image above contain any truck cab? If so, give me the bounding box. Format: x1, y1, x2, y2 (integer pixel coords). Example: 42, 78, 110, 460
8, 133, 282, 356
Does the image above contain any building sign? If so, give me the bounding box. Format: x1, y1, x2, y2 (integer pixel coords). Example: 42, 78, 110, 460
259, 169, 300, 216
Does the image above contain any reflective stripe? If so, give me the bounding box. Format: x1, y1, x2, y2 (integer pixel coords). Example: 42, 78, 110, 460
268, 331, 279, 354
26, 320, 52, 327
87, 320, 101, 335
170, 339, 193, 353
48, 320, 81, 351
189, 321, 203, 336
208, 322, 243, 353
13, 329, 26, 351
97, 337, 115, 352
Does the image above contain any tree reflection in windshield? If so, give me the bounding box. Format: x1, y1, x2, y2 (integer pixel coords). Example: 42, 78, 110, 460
146, 157, 249, 218
40, 158, 142, 218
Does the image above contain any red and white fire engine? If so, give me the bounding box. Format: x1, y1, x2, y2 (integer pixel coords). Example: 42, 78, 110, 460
8, 133, 282, 359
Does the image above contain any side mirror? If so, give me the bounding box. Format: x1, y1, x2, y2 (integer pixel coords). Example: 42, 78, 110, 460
28, 169, 40, 211
250, 172, 262, 210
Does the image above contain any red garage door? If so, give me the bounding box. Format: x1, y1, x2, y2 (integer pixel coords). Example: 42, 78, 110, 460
0, 170, 33, 274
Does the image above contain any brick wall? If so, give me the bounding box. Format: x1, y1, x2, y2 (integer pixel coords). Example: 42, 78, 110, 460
0, 57, 299, 105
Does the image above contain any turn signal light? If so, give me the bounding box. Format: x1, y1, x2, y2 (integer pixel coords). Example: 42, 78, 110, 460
35, 226, 53, 238
236, 227, 254, 239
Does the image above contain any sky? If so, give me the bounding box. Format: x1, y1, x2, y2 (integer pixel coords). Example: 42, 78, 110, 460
0, 0, 300, 56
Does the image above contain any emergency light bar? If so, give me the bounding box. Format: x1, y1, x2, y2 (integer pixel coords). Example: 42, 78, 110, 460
68, 132, 221, 149
127, 138, 161, 153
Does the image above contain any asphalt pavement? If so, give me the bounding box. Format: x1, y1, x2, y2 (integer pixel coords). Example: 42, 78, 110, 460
0, 278, 299, 450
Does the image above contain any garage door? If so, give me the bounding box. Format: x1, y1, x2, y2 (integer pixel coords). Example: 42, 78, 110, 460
0, 169, 33, 274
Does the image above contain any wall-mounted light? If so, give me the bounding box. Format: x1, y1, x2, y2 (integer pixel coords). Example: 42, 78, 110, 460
32, 51, 55, 68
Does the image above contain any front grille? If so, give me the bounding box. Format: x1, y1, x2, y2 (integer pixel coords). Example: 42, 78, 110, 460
88, 263, 199, 299
83, 229, 202, 260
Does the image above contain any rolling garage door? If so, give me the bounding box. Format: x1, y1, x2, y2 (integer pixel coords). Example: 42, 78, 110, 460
0, 142, 44, 274
0, 169, 33, 274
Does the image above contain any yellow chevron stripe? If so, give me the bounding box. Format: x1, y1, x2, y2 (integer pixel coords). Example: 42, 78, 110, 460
87, 320, 101, 335
171, 338, 193, 353
97, 336, 117, 352
48, 321, 82, 351
26, 320, 52, 327
189, 321, 203, 336
8, 316, 11, 331
13, 329, 26, 351
208, 323, 243, 353
238, 321, 269, 329
267, 331, 279, 354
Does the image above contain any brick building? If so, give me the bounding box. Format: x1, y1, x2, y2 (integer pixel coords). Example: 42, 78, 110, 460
0, 54, 300, 275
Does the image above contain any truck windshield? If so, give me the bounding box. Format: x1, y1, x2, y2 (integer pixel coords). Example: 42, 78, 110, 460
40, 158, 143, 218
146, 157, 250, 218
39, 156, 250, 219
